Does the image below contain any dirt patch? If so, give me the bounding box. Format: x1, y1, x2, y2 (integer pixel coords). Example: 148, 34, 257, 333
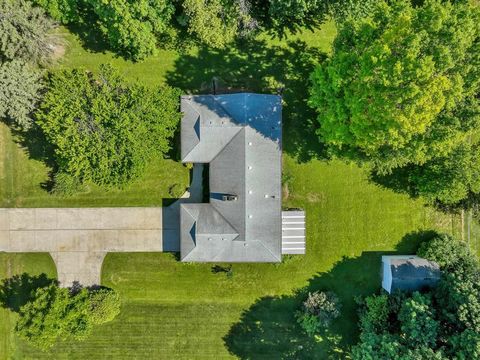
49, 43, 66, 61
306, 192, 325, 203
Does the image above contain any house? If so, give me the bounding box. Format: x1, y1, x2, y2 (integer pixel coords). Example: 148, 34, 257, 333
381, 255, 441, 294
179, 93, 305, 262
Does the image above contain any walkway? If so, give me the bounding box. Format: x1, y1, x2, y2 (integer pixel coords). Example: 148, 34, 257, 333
0, 164, 204, 287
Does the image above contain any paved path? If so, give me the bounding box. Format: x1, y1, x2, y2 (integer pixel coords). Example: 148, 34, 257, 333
0, 164, 203, 287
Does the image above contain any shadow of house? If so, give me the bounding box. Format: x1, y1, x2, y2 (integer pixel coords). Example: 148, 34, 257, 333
0, 273, 56, 312
166, 39, 328, 163
223, 231, 436, 359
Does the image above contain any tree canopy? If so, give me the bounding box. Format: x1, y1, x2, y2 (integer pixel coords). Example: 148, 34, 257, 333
36, 64, 181, 187
310, 0, 480, 207
15, 284, 120, 349
0, 60, 43, 130
0, 0, 55, 64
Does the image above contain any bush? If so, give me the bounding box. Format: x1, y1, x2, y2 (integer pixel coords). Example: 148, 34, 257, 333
0, 0, 55, 64
169, 183, 185, 198
417, 232, 476, 271
296, 291, 341, 336
36, 65, 181, 187
89, 288, 121, 325
52, 172, 81, 196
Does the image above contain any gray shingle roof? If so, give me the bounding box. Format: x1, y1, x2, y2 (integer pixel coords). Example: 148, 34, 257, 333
180, 93, 282, 262
386, 256, 441, 292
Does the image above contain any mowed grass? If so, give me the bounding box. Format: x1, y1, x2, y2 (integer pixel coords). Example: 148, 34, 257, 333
0, 21, 466, 358
7, 161, 460, 358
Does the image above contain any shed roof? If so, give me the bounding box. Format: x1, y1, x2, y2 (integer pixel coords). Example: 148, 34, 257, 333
180, 94, 282, 262
383, 255, 441, 292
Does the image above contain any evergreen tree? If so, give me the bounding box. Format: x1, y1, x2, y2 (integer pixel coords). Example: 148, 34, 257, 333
0, 0, 55, 64
0, 60, 43, 130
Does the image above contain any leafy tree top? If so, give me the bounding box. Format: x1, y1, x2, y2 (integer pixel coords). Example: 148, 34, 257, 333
310, 0, 480, 173
36, 64, 181, 187
0, 0, 55, 64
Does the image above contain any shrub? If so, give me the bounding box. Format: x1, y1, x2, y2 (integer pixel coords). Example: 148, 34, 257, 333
417, 232, 476, 271
169, 183, 185, 198
52, 172, 81, 196
296, 291, 341, 336
89, 288, 121, 325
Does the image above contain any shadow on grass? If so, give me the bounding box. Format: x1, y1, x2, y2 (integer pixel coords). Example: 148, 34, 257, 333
223, 230, 437, 358
7, 123, 57, 192
166, 38, 329, 163
0, 273, 57, 312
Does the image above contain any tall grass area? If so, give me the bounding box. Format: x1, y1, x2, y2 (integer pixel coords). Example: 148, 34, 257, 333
0, 21, 468, 358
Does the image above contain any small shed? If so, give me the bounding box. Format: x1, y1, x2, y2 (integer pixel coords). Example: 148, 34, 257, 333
381, 255, 441, 294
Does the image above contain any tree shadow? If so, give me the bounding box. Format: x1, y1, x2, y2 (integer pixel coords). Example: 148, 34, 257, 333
7, 122, 57, 191
166, 38, 329, 163
0, 273, 57, 312
223, 230, 436, 358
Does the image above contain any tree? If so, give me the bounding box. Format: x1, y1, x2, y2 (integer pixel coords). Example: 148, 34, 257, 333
89, 288, 121, 325
87, 0, 174, 60
182, 0, 242, 48
32, 0, 80, 23
398, 292, 439, 348
417, 232, 476, 271
15, 284, 121, 349
267, 0, 326, 36
36, 64, 181, 187
296, 291, 341, 336
310, 0, 480, 174
0, 0, 55, 64
0, 60, 43, 130
15, 284, 92, 349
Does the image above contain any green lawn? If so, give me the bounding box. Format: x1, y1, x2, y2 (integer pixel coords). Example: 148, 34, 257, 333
0, 22, 467, 358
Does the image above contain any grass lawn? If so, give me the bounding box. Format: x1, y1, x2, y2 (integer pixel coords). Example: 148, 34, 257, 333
0, 21, 469, 358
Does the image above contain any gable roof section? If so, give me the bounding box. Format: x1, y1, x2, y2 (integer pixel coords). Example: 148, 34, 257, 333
180, 93, 282, 262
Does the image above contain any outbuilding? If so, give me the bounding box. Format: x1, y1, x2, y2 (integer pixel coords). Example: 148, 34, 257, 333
381, 255, 441, 294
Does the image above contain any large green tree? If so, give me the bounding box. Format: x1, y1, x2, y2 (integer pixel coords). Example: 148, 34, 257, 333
87, 0, 174, 60
15, 284, 120, 349
0, 60, 43, 130
310, 0, 480, 206
36, 65, 181, 187
0, 0, 55, 64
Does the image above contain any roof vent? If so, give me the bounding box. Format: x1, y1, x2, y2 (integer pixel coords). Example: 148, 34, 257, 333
222, 194, 238, 201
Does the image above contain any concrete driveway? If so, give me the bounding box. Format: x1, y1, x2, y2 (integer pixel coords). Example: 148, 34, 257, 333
0, 164, 203, 287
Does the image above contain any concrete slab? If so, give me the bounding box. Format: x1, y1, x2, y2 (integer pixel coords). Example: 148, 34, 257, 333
0, 209, 9, 230
0, 163, 203, 287
9, 209, 35, 230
